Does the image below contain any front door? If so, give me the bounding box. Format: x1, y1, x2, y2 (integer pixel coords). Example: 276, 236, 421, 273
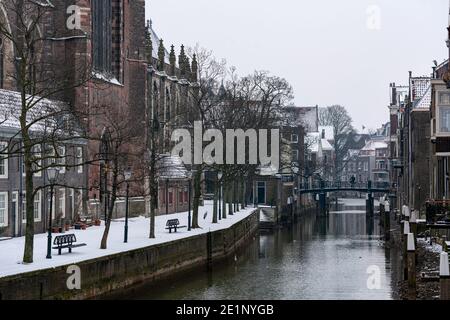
257, 182, 266, 205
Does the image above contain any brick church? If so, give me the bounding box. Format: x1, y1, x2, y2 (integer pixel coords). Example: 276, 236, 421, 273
0, 0, 199, 236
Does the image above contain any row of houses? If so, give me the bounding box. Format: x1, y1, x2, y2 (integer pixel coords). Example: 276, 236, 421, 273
388, 10, 450, 215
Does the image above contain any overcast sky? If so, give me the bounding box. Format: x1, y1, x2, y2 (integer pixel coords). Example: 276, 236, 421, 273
145, 0, 449, 131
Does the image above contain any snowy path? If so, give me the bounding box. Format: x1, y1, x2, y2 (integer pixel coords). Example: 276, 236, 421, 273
0, 202, 256, 279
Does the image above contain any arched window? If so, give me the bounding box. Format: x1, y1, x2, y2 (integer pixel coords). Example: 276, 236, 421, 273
153, 82, 159, 120
92, 0, 112, 73
165, 88, 171, 122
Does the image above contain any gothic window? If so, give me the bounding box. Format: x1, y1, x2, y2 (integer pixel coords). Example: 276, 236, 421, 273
165, 88, 171, 122
153, 82, 159, 121
0, 37, 3, 88
92, 0, 112, 74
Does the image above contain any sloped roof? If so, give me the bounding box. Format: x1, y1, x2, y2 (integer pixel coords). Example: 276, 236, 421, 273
149, 24, 170, 64
410, 77, 431, 110
157, 155, 189, 180
362, 140, 388, 151
0, 89, 78, 136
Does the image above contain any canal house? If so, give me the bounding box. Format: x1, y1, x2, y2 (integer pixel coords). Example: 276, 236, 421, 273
0, 89, 88, 238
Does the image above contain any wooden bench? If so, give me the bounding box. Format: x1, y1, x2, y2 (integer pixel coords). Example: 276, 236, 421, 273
79, 215, 93, 226
165, 219, 186, 233
53, 234, 87, 255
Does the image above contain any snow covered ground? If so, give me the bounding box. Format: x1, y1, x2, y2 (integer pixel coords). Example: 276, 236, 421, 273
0, 201, 257, 279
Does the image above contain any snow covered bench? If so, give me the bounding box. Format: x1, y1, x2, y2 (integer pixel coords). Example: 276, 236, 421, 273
165, 219, 186, 233
53, 234, 87, 255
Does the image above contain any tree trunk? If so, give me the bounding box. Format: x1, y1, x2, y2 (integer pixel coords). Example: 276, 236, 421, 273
100, 158, 118, 250
227, 182, 233, 216
222, 181, 227, 219
241, 180, 245, 210
192, 168, 201, 229
213, 178, 218, 224
233, 181, 240, 212
22, 147, 34, 263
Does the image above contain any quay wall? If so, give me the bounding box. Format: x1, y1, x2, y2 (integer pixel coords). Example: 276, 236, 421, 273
0, 210, 259, 300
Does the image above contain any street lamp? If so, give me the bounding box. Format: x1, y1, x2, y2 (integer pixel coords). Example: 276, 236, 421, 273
46, 167, 59, 259
187, 170, 192, 231
218, 172, 223, 221
124, 168, 132, 243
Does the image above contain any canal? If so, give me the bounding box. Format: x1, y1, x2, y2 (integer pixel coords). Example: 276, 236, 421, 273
105, 198, 401, 300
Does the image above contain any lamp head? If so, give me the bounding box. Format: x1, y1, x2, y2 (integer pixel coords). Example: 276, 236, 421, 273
47, 167, 60, 183
124, 168, 132, 181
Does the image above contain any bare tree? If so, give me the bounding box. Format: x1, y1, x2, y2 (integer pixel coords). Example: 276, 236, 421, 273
319, 105, 354, 181
0, 0, 92, 263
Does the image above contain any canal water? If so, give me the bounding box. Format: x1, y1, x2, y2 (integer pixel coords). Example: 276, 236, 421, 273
106, 198, 401, 300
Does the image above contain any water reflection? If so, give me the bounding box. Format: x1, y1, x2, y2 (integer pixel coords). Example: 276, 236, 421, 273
106, 199, 399, 300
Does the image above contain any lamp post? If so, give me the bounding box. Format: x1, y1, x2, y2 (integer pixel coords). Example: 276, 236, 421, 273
187, 170, 192, 231
46, 167, 59, 259
124, 168, 132, 243
218, 172, 223, 221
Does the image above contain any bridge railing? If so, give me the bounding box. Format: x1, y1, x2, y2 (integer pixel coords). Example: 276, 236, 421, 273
298, 181, 390, 191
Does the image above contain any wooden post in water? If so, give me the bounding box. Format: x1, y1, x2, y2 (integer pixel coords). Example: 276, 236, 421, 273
440, 252, 450, 300
407, 233, 416, 299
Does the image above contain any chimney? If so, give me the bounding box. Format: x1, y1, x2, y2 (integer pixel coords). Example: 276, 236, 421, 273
391, 83, 397, 106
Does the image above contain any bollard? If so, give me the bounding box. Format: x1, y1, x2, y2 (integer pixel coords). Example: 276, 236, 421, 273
440, 252, 450, 300
404, 206, 410, 222
410, 210, 418, 248
384, 200, 391, 241
403, 221, 411, 280
407, 233, 416, 299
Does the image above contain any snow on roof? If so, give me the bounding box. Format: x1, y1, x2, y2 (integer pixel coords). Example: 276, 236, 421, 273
306, 132, 333, 153
258, 164, 279, 176
319, 126, 334, 141
149, 24, 171, 64
157, 155, 189, 180
410, 77, 431, 110
321, 138, 333, 151
0, 89, 75, 135
362, 140, 388, 151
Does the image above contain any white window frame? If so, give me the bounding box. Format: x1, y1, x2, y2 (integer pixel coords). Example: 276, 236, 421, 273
33, 190, 42, 222
0, 142, 8, 179
57, 188, 66, 219
0, 192, 8, 227
291, 134, 298, 143
57, 146, 66, 174
33, 144, 42, 177
21, 191, 26, 223
436, 90, 450, 137
293, 149, 299, 161
76, 147, 83, 174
